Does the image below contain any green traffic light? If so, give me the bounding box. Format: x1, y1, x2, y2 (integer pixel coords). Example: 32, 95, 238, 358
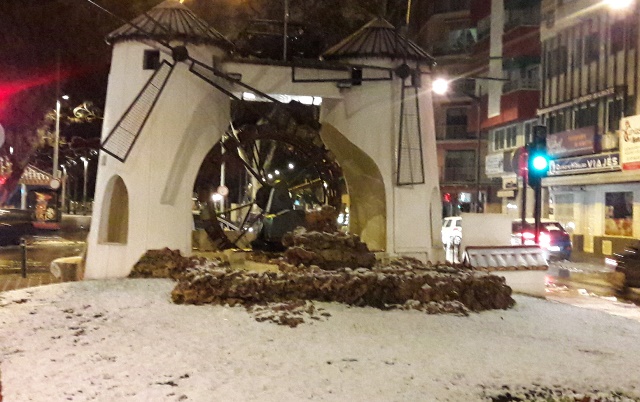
531, 155, 549, 171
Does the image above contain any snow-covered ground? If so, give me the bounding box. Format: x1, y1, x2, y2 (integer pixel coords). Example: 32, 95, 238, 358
2, 278, 640, 401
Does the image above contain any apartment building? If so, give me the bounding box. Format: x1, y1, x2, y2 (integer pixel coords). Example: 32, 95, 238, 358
539, 0, 640, 256
412, 0, 497, 216
468, 0, 543, 218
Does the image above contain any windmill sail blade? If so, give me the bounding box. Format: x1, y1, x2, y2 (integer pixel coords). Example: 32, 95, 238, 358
101, 60, 175, 162
396, 84, 425, 186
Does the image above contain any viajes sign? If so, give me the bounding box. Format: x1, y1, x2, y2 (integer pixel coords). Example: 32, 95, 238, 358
548, 152, 620, 175
620, 115, 640, 170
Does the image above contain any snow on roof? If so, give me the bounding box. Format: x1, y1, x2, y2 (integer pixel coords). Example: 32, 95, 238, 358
106, 0, 234, 50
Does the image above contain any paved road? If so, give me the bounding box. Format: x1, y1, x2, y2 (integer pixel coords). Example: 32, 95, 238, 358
0, 232, 86, 293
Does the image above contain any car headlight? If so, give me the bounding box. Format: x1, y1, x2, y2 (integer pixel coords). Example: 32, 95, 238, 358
605, 257, 618, 269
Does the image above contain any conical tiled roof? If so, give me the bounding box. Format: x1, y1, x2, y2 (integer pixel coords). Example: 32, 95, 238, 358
106, 0, 234, 50
323, 18, 433, 63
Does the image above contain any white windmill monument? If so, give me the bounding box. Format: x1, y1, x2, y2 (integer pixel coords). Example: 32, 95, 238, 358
85, 0, 443, 279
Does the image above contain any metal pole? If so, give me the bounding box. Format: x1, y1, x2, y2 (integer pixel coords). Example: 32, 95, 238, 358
475, 101, 482, 213
53, 100, 60, 178
534, 180, 542, 245
60, 166, 67, 214
521, 173, 527, 238
283, 0, 289, 62
20, 238, 27, 278
82, 158, 88, 215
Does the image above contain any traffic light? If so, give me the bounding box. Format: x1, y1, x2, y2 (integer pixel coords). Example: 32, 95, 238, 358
527, 125, 549, 187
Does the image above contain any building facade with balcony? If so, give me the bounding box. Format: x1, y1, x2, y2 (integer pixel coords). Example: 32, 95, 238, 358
539, 0, 640, 257
413, 0, 497, 216
465, 0, 543, 219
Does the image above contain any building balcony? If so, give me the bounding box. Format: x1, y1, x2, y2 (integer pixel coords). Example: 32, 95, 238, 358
480, 90, 540, 130
504, 7, 541, 32
433, 0, 471, 14
431, 41, 475, 57
444, 166, 476, 183
437, 124, 475, 140
502, 77, 540, 94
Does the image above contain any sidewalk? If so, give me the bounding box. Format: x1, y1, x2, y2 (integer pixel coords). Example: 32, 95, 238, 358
0, 270, 61, 293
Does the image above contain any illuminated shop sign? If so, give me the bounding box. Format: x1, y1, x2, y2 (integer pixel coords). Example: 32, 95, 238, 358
620, 115, 640, 170
546, 126, 597, 158
548, 152, 620, 175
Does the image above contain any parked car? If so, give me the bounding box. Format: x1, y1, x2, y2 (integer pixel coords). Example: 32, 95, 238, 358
0, 208, 37, 246
511, 219, 572, 261
607, 241, 640, 289
441, 216, 462, 247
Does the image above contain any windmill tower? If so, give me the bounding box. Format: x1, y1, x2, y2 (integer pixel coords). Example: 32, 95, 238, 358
85, 1, 235, 278
85, 2, 443, 279
320, 18, 443, 260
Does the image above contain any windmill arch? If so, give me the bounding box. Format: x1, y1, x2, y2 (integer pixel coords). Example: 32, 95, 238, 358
98, 174, 129, 244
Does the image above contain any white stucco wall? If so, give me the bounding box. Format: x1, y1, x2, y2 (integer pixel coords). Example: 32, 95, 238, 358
86, 41, 231, 278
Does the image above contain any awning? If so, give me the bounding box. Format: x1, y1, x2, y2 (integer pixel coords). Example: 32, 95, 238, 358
19, 165, 54, 187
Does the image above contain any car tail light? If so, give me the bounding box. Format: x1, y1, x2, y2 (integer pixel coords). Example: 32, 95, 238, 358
522, 231, 536, 245
539, 232, 551, 249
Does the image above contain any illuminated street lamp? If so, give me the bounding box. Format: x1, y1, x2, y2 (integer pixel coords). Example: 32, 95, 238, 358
81, 156, 88, 215
605, 0, 633, 10
432, 78, 450, 95
53, 94, 69, 179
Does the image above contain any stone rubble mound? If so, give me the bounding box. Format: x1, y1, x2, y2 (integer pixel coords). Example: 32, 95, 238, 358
282, 228, 376, 270
170, 257, 514, 320
130, 249, 515, 327
128, 248, 219, 280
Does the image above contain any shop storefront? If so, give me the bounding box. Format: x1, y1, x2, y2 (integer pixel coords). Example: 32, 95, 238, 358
544, 116, 640, 256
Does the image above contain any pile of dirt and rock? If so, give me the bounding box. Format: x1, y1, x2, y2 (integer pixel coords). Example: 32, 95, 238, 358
282, 228, 376, 270
170, 257, 514, 326
128, 248, 212, 280
130, 244, 515, 328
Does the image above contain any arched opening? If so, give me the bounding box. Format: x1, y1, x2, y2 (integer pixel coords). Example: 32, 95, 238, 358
320, 123, 386, 251
99, 175, 129, 244
191, 100, 345, 250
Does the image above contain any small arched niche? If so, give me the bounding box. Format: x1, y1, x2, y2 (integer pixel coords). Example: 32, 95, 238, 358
99, 175, 129, 244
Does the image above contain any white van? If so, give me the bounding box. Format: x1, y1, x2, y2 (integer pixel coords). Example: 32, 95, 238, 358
441, 216, 462, 247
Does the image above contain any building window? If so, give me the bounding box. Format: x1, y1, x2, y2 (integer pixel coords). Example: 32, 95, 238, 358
444, 150, 476, 182
572, 37, 583, 68
605, 192, 633, 237
610, 21, 625, 54
445, 107, 468, 139
506, 125, 518, 148
575, 104, 598, 128
492, 125, 518, 151
607, 99, 623, 132
585, 33, 600, 63
547, 45, 568, 77
143, 49, 161, 70
493, 128, 504, 151
524, 120, 537, 144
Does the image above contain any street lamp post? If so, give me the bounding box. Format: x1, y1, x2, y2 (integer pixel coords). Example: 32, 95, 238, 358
52, 95, 69, 179
60, 164, 67, 214
81, 157, 88, 215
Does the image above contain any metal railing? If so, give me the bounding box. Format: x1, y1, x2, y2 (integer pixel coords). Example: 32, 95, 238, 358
434, 0, 470, 14
504, 8, 541, 31
502, 77, 540, 93
444, 167, 476, 182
